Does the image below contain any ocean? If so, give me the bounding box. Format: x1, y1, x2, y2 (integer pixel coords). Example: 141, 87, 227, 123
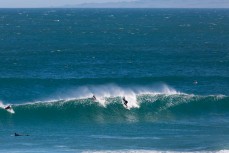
0, 8, 229, 152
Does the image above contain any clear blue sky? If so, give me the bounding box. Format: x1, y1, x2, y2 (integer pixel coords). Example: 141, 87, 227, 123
1, 0, 229, 8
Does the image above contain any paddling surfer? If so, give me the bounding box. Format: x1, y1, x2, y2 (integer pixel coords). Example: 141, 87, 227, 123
14, 133, 29, 136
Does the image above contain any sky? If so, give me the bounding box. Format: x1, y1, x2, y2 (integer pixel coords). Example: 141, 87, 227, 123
0, 0, 229, 8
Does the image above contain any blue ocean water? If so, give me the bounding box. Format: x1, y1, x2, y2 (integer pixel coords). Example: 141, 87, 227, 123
0, 8, 229, 152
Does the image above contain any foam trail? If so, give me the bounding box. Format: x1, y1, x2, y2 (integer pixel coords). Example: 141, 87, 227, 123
0, 101, 5, 109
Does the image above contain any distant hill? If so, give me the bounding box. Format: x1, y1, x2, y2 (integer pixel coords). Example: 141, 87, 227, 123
62, 0, 229, 8
63, 1, 144, 8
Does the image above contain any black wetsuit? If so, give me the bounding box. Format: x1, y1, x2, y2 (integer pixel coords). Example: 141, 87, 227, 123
15, 133, 29, 136
15, 133, 22, 136
5, 106, 11, 110
123, 98, 128, 106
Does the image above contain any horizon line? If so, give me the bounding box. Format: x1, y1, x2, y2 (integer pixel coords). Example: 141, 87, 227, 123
0, 7, 229, 9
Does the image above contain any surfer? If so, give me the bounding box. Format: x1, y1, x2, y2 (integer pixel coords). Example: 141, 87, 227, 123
92, 95, 96, 101
14, 133, 29, 136
4, 105, 12, 110
122, 97, 128, 107
15, 133, 22, 136
4, 105, 15, 114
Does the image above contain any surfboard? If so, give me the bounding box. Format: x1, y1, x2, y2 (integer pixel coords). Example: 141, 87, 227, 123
6, 108, 15, 114
4, 106, 15, 114
123, 104, 130, 110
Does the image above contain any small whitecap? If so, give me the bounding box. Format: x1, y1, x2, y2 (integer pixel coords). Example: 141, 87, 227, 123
109, 14, 114, 17
54, 145, 67, 148
179, 24, 191, 27
209, 23, 217, 26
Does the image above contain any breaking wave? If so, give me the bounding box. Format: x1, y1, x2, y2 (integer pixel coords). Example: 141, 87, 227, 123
1, 92, 228, 123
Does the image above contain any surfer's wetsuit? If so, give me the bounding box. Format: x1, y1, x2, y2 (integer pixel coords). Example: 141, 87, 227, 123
15, 133, 29, 136
123, 97, 128, 106
4, 105, 11, 110
15, 133, 22, 136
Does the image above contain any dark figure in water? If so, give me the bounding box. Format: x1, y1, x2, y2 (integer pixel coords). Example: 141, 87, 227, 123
15, 133, 29, 136
92, 95, 96, 101
4, 105, 12, 110
122, 97, 128, 107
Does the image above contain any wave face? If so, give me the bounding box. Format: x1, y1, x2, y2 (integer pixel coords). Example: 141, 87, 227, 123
1, 93, 228, 123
